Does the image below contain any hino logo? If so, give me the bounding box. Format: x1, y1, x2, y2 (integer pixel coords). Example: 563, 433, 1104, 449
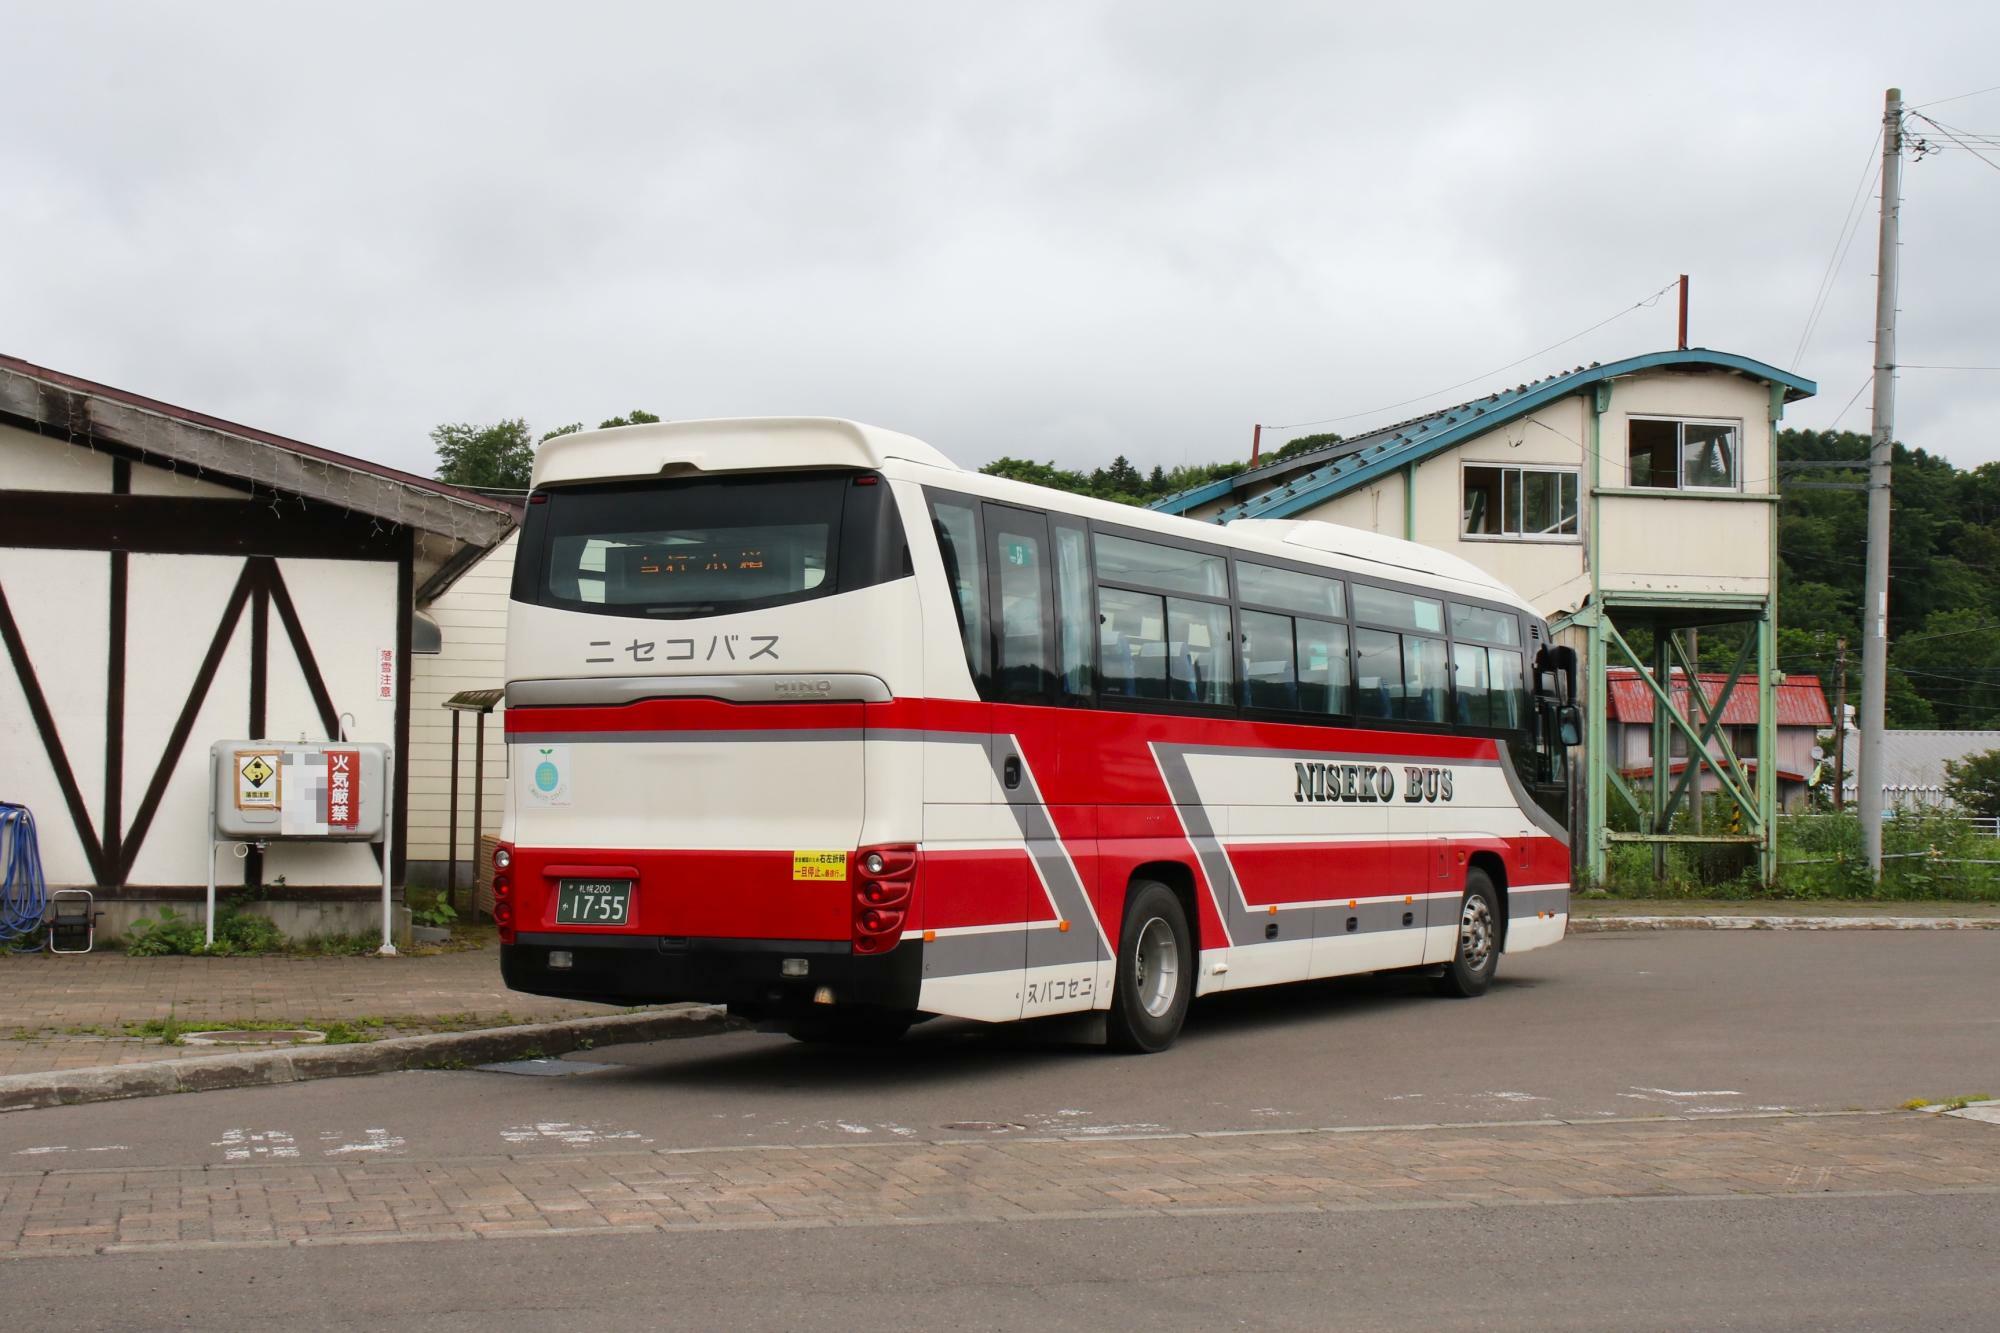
772, 680, 833, 696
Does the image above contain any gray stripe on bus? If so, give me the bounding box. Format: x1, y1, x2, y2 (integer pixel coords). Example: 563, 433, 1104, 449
990, 736, 1100, 969
921, 927, 1046, 979
1506, 886, 1570, 918
1148, 743, 1314, 950
920, 896, 1448, 980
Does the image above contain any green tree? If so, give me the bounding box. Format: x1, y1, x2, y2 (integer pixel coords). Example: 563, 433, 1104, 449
1269, 431, 1342, 463
435, 411, 663, 488
980, 457, 1095, 494
431, 419, 536, 490
1894, 608, 2000, 728
599, 410, 662, 429
1942, 749, 2000, 817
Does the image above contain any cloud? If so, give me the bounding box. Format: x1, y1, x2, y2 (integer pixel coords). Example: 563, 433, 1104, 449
2, 0, 1996, 474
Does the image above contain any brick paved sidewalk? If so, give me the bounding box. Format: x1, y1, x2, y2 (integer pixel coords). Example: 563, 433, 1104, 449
1, 1112, 1993, 1257
0, 944, 610, 1078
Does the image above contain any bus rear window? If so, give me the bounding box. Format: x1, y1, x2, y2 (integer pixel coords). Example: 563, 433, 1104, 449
518, 471, 906, 618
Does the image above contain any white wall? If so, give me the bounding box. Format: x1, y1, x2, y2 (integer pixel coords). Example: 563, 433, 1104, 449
1277, 368, 1774, 618
3, 424, 402, 888
406, 531, 514, 869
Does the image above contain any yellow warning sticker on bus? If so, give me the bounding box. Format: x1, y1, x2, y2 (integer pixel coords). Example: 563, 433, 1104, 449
792, 850, 849, 881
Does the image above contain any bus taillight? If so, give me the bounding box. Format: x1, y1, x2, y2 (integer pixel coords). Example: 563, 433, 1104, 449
852, 844, 916, 954
493, 842, 516, 945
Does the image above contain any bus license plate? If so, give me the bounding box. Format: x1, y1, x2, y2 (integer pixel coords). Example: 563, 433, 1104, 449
556, 880, 631, 925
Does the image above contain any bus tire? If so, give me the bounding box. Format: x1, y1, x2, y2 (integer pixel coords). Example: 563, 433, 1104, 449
1435, 869, 1501, 998
784, 1012, 913, 1046
1105, 881, 1192, 1054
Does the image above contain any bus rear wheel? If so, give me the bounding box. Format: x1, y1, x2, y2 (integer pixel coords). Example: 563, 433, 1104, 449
1106, 881, 1192, 1054
1435, 870, 1501, 998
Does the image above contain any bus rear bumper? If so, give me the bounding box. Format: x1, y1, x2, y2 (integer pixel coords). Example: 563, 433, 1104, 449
501, 934, 924, 1016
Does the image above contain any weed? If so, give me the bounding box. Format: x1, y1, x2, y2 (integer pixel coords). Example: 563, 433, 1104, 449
1902, 1093, 1993, 1111
409, 891, 459, 931
130, 1009, 192, 1045
124, 904, 286, 956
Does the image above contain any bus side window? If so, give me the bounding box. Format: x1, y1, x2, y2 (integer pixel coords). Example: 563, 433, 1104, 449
986, 506, 1055, 702
1098, 587, 1168, 700
1491, 648, 1527, 731
930, 499, 987, 685
1053, 523, 1094, 700
1353, 628, 1401, 720
1453, 643, 1492, 727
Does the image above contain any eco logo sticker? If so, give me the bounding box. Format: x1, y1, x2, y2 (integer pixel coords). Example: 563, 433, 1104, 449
525, 744, 571, 807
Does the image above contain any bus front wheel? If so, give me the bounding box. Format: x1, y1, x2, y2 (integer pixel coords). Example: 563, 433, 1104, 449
1435, 870, 1501, 998
1106, 881, 1192, 1054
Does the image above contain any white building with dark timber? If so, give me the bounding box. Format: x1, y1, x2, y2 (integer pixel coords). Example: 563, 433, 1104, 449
0, 355, 517, 939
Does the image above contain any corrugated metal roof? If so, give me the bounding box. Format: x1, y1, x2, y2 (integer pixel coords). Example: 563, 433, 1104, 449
1839, 730, 2000, 797
1149, 349, 1817, 521
1606, 669, 1831, 728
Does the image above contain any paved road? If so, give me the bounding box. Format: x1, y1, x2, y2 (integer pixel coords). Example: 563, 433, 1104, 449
4, 932, 1996, 1329
7, 931, 1992, 1161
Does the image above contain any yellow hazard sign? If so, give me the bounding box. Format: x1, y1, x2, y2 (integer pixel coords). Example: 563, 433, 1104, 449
792, 850, 849, 882
234, 749, 282, 810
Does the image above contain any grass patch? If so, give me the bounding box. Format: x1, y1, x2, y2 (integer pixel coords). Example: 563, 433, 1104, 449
1903, 1093, 1992, 1111
1599, 808, 2000, 901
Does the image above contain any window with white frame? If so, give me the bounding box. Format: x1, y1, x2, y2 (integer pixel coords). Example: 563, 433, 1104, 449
1462, 464, 1580, 540
1627, 417, 1740, 490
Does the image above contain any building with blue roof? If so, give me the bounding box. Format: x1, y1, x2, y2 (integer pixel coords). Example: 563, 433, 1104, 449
1155, 348, 1818, 885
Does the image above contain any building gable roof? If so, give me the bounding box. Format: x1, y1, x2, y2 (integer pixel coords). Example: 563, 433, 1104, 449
1606, 669, 1832, 729
0, 353, 519, 599
1150, 349, 1817, 523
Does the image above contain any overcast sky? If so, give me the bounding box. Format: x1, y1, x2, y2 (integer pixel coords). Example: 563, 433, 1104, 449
4, 2, 1997, 481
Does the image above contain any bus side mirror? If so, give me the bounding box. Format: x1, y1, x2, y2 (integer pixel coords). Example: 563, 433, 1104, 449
1550, 645, 1578, 703
1557, 703, 1583, 747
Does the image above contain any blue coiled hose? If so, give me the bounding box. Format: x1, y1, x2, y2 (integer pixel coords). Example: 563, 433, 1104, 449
0, 803, 49, 946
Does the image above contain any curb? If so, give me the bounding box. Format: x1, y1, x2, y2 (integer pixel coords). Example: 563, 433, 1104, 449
0, 1005, 739, 1114
1571, 914, 2000, 932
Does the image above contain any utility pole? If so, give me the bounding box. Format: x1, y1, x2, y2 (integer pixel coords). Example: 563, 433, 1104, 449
1250, 423, 1263, 466
1677, 274, 1690, 351
1833, 637, 1849, 812
1859, 87, 1902, 875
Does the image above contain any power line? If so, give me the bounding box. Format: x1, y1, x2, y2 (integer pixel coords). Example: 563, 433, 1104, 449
1912, 82, 2000, 110
1909, 111, 2000, 174
1824, 374, 1874, 433
1792, 130, 1883, 372
1901, 364, 2000, 372
1272, 276, 1680, 430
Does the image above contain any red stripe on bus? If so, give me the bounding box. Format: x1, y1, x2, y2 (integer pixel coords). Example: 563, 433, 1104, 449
505, 695, 1503, 763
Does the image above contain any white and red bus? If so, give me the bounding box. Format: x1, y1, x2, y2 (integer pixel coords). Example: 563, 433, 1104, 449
495, 418, 1578, 1051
